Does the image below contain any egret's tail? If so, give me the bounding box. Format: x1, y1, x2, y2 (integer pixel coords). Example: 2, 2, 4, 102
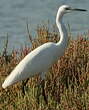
2, 56, 32, 89
2, 72, 17, 89
2, 78, 11, 89
2, 68, 29, 89
2, 82, 7, 89
2, 68, 21, 89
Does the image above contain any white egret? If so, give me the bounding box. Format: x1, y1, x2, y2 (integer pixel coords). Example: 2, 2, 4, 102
2, 5, 86, 89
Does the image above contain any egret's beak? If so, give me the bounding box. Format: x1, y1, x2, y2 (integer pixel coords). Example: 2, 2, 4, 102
72, 8, 87, 11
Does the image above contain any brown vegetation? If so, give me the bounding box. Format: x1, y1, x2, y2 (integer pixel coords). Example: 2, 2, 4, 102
0, 24, 89, 110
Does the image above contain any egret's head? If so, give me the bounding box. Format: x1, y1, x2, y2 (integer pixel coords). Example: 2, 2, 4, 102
56, 5, 87, 23
58, 5, 87, 15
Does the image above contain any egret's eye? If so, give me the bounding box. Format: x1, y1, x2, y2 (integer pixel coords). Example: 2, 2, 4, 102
65, 7, 71, 10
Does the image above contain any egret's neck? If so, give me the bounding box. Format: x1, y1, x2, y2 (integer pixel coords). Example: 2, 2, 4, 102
56, 12, 68, 50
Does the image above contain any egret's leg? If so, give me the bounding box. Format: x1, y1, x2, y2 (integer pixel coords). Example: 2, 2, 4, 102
37, 72, 48, 104
41, 79, 48, 104
21, 78, 29, 96
40, 72, 46, 80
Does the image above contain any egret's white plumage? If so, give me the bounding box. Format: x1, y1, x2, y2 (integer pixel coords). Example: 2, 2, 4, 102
2, 5, 86, 89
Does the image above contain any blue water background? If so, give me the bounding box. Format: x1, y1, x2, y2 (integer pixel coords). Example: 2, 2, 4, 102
0, 0, 89, 52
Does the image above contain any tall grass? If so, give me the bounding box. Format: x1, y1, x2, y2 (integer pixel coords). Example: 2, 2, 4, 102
0, 24, 89, 110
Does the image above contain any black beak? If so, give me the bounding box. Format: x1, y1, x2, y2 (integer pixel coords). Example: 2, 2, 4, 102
72, 8, 87, 11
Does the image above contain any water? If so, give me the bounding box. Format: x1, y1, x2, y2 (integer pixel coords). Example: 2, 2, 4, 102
0, 0, 89, 52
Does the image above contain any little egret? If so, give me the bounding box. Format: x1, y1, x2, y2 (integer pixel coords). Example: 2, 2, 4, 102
2, 5, 86, 89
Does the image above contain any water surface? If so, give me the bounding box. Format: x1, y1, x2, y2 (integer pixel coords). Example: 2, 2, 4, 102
0, 0, 89, 51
